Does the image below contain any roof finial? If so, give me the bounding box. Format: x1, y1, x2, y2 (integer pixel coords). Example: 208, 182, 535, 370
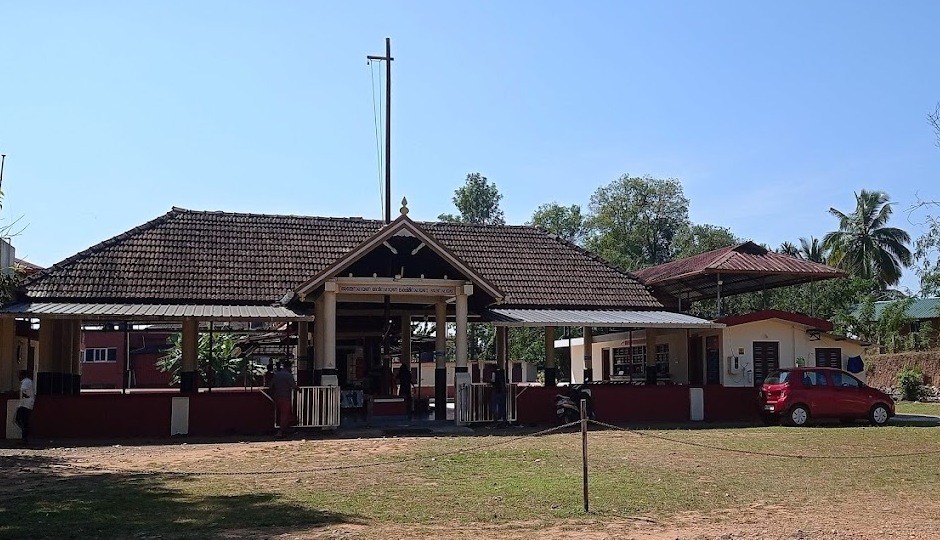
400, 197, 409, 216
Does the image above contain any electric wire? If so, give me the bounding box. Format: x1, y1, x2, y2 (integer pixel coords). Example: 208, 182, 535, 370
369, 60, 384, 219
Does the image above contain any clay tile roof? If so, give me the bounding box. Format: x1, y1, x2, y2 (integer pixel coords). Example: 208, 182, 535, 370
632, 241, 846, 301
21, 208, 662, 310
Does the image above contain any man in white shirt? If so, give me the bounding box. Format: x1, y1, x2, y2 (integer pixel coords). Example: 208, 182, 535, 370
15, 370, 35, 445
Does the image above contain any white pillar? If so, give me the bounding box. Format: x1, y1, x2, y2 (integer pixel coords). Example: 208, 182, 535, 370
322, 282, 338, 386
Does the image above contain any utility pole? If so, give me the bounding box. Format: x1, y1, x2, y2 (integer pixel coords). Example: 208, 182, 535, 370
368, 38, 393, 224
0, 154, 6, 193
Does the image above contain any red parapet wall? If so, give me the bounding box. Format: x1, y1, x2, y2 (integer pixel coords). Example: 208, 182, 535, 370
703, 386, 760, 422
31, 394, 173, 438
516, 385, 692, 425
188, 391, 273, 436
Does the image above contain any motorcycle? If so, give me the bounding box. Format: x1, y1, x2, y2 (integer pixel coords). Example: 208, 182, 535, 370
555, 385, 595, 424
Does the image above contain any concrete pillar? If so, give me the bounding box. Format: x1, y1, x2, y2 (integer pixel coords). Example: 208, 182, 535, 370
181, 319, 199, 393
400, 314, 412, 369
67, 320, 82, 394
0, 318, 15, 393
435, 300, 447, 420
37, 319, 56, 394
582, 326, 593, 382
314, 299, 325, 385
454, 285, 471, 423
645, 328, 658, 385
296, 320, 311, 385
544, 326, 557, 387
322, 282, 338, 386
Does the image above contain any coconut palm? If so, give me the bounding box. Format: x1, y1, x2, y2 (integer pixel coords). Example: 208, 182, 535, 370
823, 190, 912, 287
778, 241, 799, 257
798, 236, 828, 263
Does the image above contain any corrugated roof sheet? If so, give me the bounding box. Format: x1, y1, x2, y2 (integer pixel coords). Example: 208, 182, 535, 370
870, 298, 940, 320
22, 207, 662, 310
483, 308, 724, 328
0, 303, 313, 321
632, 242, 845, 301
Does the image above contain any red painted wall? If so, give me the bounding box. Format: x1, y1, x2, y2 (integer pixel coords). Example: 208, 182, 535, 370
188, 391, 273, 436
703, 386, 760, 422
81, 332, 173, 389
30, 394, 173, 438
518, 385, 762, 425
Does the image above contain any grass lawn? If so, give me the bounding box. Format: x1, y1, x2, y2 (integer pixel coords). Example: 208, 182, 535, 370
3, 425, 940, 539
896, 401, 940, 416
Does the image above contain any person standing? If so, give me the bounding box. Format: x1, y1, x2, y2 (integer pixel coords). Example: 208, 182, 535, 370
269, 361, 298, 437
15, 370, 35, 445
490, 365, 507, 425
397, 363, 413, 419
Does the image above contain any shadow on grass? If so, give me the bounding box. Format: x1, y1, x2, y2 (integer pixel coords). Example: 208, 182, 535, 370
0, 454, 360, 540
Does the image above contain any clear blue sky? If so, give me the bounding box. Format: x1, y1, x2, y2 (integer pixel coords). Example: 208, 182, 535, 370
2, 1, 939, 291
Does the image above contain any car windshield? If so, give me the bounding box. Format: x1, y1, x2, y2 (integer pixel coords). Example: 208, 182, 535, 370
763, 371, 790, 385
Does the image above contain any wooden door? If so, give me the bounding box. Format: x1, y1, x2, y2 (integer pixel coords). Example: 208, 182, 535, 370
752, 341, 780, 387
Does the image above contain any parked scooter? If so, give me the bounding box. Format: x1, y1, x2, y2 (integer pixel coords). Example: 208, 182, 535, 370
555, 385, 595, 424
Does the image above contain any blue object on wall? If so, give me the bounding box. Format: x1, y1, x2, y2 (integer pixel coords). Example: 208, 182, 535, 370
846, 355, 864, 374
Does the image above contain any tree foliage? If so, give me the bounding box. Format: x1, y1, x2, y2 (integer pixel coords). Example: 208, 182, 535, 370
438, 173, 505, 225
673, 224, 738, 259
798, 236, 828, 263
529, 203, 586, 245
913, 215, 940, 297
586, 175, 690, 270
823, 190, 912, 288
157, 332, 265, 387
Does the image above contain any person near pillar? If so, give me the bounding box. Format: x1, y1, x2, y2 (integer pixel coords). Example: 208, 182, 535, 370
397, 363, 413, 419
269, 361, 298, 437
490, 365, 507, 425
15, 370, 35, 445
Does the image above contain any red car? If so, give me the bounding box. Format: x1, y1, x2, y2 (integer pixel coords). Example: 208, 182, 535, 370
759, 367, 895, 426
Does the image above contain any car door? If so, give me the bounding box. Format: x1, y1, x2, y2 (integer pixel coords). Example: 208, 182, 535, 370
803, 370, 834, 417
829, 370, 869, 417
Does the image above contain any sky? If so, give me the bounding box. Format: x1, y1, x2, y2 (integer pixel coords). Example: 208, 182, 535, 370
2, 1, 939, 292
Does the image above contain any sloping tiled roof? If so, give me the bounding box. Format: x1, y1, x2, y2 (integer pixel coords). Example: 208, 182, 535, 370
632, 241, 845, 301
14, 258, 43, 274
22, 208, 661, 310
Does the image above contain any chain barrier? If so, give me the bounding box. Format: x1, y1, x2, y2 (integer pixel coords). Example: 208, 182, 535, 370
588, 419, 940, 460
59, 421, 583, 478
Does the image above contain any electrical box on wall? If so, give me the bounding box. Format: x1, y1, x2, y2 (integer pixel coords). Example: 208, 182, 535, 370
736, 347, 746, 356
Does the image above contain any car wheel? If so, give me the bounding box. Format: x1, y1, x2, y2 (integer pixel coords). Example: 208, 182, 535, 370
870, 404, 890, 426
786, 404, 810, 427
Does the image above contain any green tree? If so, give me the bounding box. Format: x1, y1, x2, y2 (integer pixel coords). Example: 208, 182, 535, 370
823, 190, 912, 288
673, 224, 738, 259
529, 203, 586, 244
586, 174, 690, 270
778, 241, 799, 257
913, 215, 940, 296
798, 236, 828, 263
438, 173, 505, 225
157, 332, 265, 387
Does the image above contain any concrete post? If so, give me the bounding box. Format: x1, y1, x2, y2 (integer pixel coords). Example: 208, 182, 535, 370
322, 282, 338, 386
544, 326, 557, 387
582, 326, 593, 382
454, 285, 471, 424
645, 328, 658, 385
181, 319, 199, 393
435, 300, 447, 420
296, 320, 311, 385
0, 318, 15, 393
314, 299, 325, 385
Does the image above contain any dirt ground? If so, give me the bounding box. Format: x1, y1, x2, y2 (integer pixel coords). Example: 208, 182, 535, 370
4, 436, 938, 540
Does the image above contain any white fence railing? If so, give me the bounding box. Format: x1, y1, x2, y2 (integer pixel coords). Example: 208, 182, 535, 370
457, 383, 518, 424
263, 386, 341, 429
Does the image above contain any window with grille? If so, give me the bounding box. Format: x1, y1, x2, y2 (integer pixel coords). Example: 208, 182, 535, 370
83, 348, 118, 363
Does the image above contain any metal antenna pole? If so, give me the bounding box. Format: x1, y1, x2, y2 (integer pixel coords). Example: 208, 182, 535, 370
367, 38, 393, 224
0, 154, 6, 193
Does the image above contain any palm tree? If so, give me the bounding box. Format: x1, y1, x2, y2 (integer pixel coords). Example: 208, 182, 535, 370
798, 236, 828, 263
823, 190, 912, 287
778, 241, 799, 257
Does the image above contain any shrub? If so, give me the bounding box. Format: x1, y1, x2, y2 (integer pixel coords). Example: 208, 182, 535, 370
897, 367, 925, 401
